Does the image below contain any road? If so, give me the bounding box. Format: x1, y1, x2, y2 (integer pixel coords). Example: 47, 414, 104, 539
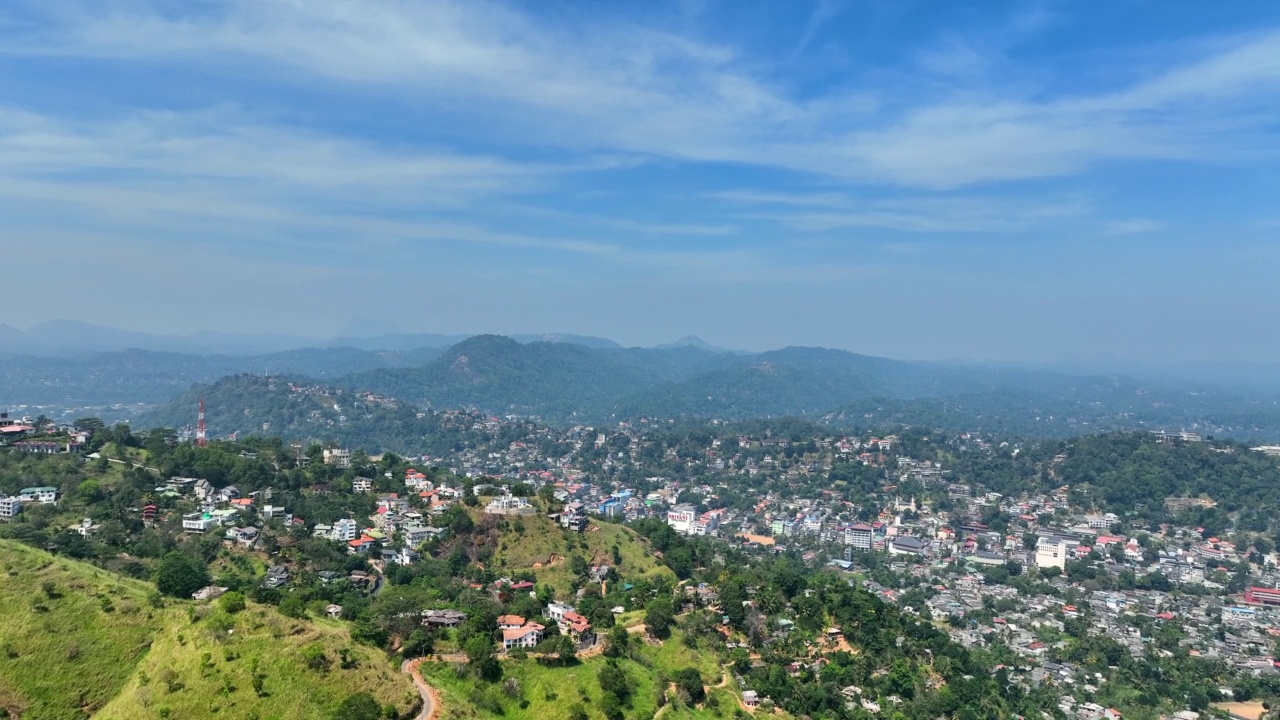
104, 457, 160, 473
401, 658, 440, 720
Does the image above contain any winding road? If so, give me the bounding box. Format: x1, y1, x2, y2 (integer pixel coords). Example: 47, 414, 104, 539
401, 658, 441, 720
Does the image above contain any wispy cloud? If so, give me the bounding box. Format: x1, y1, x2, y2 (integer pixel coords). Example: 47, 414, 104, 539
711, 189, 1091, 234
790, 0, 844, 60
9, 1, 1280, 189
1104, 218, 1165, 236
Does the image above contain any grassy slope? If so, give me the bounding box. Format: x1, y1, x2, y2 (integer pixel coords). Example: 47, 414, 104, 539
0, 540, 417, 720
97, 608, 418, 720
0, 541, 163, 719
422, 628, 736, 720
487, 514, 673, 594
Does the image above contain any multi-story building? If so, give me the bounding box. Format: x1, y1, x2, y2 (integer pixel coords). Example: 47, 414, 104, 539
0, 495, 21, 519
844, 523, 873, 550
332, 518, 359, 542
666, 504, 697, 535
18, 486, 57, 505
1033, 539, 1068, 571
1244, 587, 1280, 607
323, 448, 352, 468
182, 512, 217, 533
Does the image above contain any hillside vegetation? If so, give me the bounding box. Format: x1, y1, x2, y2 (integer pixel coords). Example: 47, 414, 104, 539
485, 513, 674, 594
421, 627, 741, 720
0, 540, 416, 720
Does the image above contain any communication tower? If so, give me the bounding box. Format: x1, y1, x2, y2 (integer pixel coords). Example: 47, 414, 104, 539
196, 398, 208, 447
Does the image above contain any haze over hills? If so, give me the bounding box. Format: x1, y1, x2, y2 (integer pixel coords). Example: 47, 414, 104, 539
0, 320, 623, 356
5, 323, 1280, 441
118, 335, 1280, 447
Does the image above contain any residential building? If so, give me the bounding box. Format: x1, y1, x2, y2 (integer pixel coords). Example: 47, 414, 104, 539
561, 502, 589, 532
423, 609, 467, 628
485, 494, 534, 515
18, 486, 57, 505
323, 448, 352, 468
332, 518, 358, 542
402, 524, 434, 547
182, 512, 217, 533
0, 495, 21, 519
502, 623, 545, 650
352, 477, 373, 493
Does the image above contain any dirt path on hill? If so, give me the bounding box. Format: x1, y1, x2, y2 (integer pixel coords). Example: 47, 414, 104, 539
402, 658, 443, 720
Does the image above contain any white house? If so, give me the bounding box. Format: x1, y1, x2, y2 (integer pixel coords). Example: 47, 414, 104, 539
485, 494, 533, 515
352, 477, 373, 493
193, 478, 214, 501
546, 602, 576, 625
502, 623, 544, 650
332, 518, 358, 542
0, 496, 21, 519
183, 512, 218, 534
18, 486, 57, 505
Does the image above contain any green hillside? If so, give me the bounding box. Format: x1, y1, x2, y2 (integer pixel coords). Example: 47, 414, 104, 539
0, 541, 161, 719
421, 627, 743, 720
0, 540, 417, 720
485, 513, 674, 594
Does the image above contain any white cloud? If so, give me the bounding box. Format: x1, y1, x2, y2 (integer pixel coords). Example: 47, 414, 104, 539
10, 2, 1280, 188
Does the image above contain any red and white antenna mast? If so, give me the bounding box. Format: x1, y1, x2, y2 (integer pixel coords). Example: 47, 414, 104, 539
196, 398, 208, 447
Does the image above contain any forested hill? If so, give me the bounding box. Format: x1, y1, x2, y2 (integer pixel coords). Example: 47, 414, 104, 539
0, 346, 446, 408
135, 374, 527, 455
18, 333, 1280, 439
337, 336, 1280, 437
340, 335, 740, 420
124, 333, 1280, 440
945, 431, 1280, 535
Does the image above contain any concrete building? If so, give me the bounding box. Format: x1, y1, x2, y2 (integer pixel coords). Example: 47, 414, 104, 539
1034, 538, 1069, 571
0, 495, 21, 519
844, 523, 873, 551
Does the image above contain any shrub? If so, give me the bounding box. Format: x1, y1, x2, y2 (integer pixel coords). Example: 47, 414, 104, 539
301, 643, 330, 672
331, 692, 380, 720
219, 591, 247, 614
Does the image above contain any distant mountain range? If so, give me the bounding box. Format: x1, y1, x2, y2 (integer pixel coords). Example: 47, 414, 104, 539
5, 323, 1280, 441
115, 334, 1280, 443
0, 320, 626, 355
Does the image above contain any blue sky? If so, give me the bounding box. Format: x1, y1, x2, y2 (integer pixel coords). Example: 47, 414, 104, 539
2, 0, 1279, 362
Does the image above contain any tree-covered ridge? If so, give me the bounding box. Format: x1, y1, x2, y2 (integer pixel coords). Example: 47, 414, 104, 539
135, 373, 529, 454
941, 431, 1280, 536
16, 332, 1280, 438
0, 346, 447, 409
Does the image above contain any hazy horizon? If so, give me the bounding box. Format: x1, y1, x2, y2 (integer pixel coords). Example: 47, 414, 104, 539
4, 1, 1280, 364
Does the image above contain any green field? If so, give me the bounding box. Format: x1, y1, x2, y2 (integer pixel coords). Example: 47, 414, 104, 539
487, 513, 673, 593
0, 540, 417, 720
421, 628, 744, 720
